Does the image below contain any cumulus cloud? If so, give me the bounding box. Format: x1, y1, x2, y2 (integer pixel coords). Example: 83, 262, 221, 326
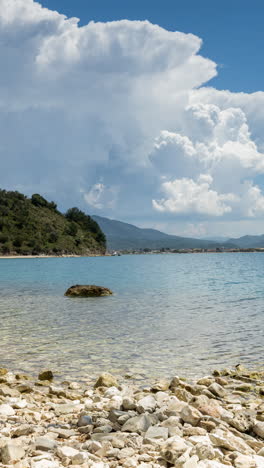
1, 0, 264, 236
153, 174, 236, 216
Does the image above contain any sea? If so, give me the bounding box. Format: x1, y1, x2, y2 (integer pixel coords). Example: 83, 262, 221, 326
0, 253, 263, 381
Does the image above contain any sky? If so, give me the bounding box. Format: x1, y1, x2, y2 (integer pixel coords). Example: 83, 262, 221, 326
1, 0, 264, 238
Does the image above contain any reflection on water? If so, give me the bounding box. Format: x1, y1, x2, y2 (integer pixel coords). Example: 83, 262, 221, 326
0, 253, 263, 380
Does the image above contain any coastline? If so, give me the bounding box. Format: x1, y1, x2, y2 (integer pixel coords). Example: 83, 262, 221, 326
0, 365, 263, 467
0, 254, 108, 259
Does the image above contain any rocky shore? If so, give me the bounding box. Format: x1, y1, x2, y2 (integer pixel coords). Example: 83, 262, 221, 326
0, 366, 263, 468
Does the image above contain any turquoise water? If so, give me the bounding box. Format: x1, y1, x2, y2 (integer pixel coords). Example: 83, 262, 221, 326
0, 253, 263, 380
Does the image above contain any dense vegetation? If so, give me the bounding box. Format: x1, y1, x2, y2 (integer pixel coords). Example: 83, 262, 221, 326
0, 189, 106, 256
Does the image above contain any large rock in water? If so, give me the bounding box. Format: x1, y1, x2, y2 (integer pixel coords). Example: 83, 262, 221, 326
65, 285, 113, 297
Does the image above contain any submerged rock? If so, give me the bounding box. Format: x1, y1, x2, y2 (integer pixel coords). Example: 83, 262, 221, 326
65, 284, 113, 297
38, 370, 54, 381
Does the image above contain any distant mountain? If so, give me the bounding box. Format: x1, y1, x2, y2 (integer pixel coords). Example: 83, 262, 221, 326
92, 215, 234, 251
228, 234, 264, 248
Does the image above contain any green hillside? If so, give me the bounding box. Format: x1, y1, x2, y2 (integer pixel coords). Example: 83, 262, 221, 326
0, 190, 106, 256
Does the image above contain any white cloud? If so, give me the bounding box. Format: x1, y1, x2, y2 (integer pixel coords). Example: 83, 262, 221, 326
1, 0, 264, 236
153, 174, 236, 216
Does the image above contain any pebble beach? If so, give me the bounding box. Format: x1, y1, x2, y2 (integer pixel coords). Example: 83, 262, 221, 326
0, 365, 264, 468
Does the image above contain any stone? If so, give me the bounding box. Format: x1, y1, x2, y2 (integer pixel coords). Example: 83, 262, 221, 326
122, 397, 136, 410
12, 424, 35, 437
10, 398, 27, 409
0, 384, 20, 397
121, 414, 153, 434
144, 426, 169, 440
72, 451, 89, 465
0, 368, 8, 376
108, 409, 127, 423
49, 385, 66, 397
93, 424, 112, 433
253, 422, 264, 439
1, 443, 25, 464
0, 403, 15, 416
94, 373, 118, 388
173, 388, 192, 402
233, 383, 253, 392
180, 405, 202, 426
35, 437, 57, 451
160, 436, 188, 464
57, 445, 80, 460
31, 461, 60, 468
169, 376, 181, 388
65, 284, 113, 297
152, 380, 170, 392
234, 454, 256, 468
38, 370, 54, 381
55, 402, 84, 415
197, 377, 215, 387
77, 414, 93, 426
117, 447, 135, 459
208, 383, 226, 398
227, 410, 255, 432
137, 395, 156, 413
209, 429, 255, 454
195, 443, 215, 460
191, 395, 221, 418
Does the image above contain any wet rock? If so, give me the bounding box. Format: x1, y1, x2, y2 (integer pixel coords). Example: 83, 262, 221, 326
0, 368, 8, 376
65, 284, 113, 297
94, 373, 118, 388
38, 370, 54, 381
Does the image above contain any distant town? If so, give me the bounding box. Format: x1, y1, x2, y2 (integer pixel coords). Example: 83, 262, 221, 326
110, 247, 264, 255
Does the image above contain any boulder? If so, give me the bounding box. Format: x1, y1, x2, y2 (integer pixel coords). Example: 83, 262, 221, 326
94, 373, 118, 388
65, 285, 113, 297
38, 370, 53, 381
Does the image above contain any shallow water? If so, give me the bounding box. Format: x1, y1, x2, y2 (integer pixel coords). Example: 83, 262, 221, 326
0, 253, 263, 380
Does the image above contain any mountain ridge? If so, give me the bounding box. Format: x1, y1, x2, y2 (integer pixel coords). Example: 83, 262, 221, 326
92, 215, 236, 250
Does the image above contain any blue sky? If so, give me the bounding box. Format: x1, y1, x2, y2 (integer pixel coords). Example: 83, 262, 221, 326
1, 0, 264, 238
41, 0, 264, 93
